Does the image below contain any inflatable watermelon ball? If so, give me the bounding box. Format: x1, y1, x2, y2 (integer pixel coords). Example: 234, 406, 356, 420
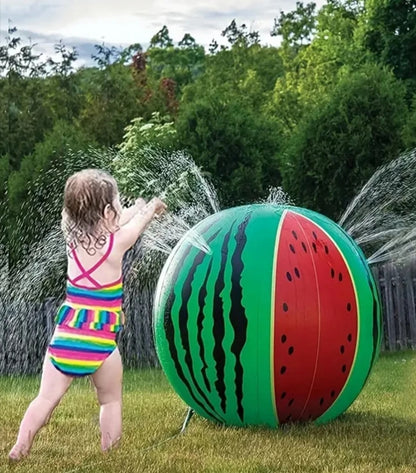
154, 204, 382, 427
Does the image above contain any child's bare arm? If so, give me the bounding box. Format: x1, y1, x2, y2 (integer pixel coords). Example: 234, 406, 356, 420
119, 198, 146, 226
116, 198, 167, 251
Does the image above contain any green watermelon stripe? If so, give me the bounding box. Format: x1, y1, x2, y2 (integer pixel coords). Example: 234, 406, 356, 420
229, 212, 251, 422
177, 230, 222, 415
212, 224, 235, 414
196, 259, 214, 393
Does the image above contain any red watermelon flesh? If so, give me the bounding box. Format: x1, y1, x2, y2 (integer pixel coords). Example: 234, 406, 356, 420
273, 210, 358, 423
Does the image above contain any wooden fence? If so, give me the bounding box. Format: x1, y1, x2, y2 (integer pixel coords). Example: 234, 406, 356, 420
372, 260, 416, 351
2, 260, 416, 375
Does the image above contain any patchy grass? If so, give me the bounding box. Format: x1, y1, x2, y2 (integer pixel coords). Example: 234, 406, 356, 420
1, 352, 416, 473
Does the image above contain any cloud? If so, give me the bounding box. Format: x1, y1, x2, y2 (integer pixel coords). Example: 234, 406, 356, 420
2, 0, 326, 57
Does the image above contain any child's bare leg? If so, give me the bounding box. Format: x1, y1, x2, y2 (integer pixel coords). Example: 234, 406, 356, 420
9, 354, 73, 461
91, 348, 122, 451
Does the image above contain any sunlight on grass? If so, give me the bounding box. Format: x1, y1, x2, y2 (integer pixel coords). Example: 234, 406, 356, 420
1, 352, 416, 473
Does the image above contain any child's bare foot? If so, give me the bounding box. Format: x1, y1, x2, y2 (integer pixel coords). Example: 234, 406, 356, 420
102, 434, 121, 453
8, 444, 30, 462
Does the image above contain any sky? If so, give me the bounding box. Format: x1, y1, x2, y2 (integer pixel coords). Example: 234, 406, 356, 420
1, 0, 325, 66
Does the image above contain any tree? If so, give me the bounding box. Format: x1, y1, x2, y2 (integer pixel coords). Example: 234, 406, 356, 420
77, 62, 143, 146
270, 0, 366, 137
358, 0, 416, 91
271, 2, 317, 52
0, 26, 82, 170
280, 63, 408, 219
221, 19, 260, 47
146, 27, 205, 96
8, 121, 95, 266
176, 85, 282, 205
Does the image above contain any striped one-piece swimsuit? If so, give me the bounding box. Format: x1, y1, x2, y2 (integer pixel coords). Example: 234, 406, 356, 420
48, 233, 123, 377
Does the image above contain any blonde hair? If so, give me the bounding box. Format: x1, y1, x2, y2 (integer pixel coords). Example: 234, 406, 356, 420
61, 169, 120, 255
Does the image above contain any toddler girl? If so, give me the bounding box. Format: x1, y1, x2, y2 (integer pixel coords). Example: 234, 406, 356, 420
9, 169, 166, 460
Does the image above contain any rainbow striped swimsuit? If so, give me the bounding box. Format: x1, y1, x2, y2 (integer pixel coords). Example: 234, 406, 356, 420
48, 234, 123, 377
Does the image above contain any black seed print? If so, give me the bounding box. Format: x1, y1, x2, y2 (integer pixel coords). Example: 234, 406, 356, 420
292, 230, 298, 240
347, 334, 352, 342
340, 345, 345, 354
288, 399, 294, 407
320, 398, 324, 406
342, 365, 347, 373
312, 231, 318, 240
289, 244, 296, 254
331, 268, 335, 278
283, 303, 289, 312
288, 346, 294, 355
312, 242, 317, 253
347, 302, 351, 312
294, 267, 300, 278
324, 245, 329, 254
286, 272, 292, 282
302, 242, 307, 252
281, 392, 287, 399
280, 366, 287, 375
281, 334, 287, 343
339, 273, 343, 282
330, 390, 335, 398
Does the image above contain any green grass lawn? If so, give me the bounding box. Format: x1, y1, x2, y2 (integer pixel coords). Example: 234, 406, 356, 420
1, 352, 416, 473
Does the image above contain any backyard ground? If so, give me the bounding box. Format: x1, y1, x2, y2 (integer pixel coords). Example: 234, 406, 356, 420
1, 351, 416, 473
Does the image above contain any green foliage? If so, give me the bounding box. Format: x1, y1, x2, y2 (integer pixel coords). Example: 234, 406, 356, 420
358, 0, 416, 89
280, 63, 408, 219
221, 19, 261, 47
4, 6, 416, 270
1, 26, 82, 170
271, 2, 317, 51
77, 62, 143, 146
176, 86, 282, 205
402, 94, 416, 149
146, 26, 205, 95
119, 112, 178, 154
271, 0, 367, 136
8, 121, 95, 265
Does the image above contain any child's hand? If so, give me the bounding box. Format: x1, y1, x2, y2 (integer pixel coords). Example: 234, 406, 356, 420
148, 197, 167, 218
134, 198, 146, 210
